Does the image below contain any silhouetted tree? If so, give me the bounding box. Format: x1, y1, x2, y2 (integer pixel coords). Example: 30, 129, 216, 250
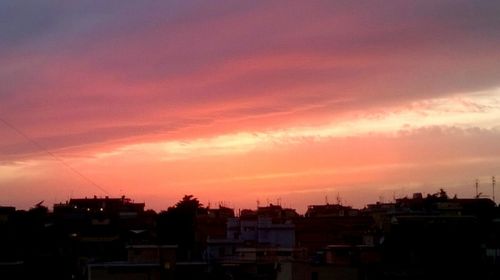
157, 195, 205, 260
438, 188, 448, 199
173, 195, 203, 213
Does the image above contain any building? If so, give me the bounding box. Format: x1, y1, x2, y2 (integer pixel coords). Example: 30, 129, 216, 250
88, 245, 177, 280
54, 196, 145, 216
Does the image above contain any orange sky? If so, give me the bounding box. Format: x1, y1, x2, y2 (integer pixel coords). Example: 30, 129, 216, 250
1, 1, 500, 212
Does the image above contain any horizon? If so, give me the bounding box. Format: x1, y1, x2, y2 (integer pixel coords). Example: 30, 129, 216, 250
1, 1, 500, 214
2, 187, 496, 215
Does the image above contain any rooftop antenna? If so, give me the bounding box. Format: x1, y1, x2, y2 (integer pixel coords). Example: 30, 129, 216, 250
325, 195, 329, 205
493, 176, 496, 203
475, 179, 479, 198
256, 199, 260, 208
336, 193, 342, 205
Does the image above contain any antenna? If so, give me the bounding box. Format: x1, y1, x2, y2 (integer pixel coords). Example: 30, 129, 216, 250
475, 179, 479, 198
493, 176, 496, 203
325, 195, 329, 205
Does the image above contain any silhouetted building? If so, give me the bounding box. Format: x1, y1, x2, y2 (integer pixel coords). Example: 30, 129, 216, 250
227, 204, 297, 248
305, 204, 359, 217
296, 203, 375, 255
2, 191, 500, 280
54, 196, 145, 216
88, 245, 177, 280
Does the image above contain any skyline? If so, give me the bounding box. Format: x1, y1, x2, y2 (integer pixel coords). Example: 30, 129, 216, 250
3, 188, 498, 215
1, 1, 500, 212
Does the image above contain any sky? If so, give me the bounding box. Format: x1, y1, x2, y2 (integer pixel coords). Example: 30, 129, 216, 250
1, 0, 500, 213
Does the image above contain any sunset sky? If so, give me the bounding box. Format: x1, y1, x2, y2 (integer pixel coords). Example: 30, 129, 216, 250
1, 1, 500, 212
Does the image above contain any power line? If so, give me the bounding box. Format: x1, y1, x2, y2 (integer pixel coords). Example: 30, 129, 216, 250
0, 117, 109, 195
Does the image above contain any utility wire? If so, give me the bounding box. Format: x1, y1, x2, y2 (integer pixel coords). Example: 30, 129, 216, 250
0, 117, 110, 195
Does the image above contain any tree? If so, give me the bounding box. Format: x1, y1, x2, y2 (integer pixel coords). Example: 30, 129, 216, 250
173, 195, 203, 213
438, 189, 448, 199
157, 195, 205, 261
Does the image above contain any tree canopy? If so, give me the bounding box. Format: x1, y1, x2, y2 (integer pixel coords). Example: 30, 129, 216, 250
173, 195, 203, 212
